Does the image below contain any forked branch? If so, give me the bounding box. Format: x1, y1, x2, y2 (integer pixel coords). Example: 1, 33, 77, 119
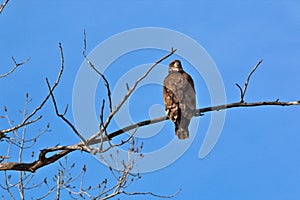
82, 30, 113, 113
0, 144, 87, 172
22, 43, 65, 124
0, 43, 64, 137
46, 78, 87, 144
0, 57, 29, 78
236, 59, 263, 102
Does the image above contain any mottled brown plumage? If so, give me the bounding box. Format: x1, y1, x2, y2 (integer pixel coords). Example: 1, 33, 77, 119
163, 60, 196, 139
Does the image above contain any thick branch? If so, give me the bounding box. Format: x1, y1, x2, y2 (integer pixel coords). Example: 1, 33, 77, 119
0, 144, 87, 172
87, 99, 300, 144
197, 99, 300, 113
1, 99, 299, 172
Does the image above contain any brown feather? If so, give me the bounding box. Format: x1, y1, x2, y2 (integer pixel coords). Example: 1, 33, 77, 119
163, 60, 196, 140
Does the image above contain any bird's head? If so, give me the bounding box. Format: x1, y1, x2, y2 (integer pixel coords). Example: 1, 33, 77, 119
169, 60, 183, 72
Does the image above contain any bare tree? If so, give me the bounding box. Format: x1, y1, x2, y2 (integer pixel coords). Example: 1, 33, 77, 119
0, 39, 183, 199
1, 4, 299, 200
1, 36, 299, 199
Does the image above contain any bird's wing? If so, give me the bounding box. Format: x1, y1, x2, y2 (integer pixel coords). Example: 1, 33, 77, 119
163, 72, 186, 102
181, 72, 196, 119
163, 72, 185, 123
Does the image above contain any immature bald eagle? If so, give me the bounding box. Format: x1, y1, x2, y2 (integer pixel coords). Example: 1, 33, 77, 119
163, 60, 196, 139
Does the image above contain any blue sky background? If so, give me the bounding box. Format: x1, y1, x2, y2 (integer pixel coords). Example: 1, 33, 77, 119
1, 1, 300, 199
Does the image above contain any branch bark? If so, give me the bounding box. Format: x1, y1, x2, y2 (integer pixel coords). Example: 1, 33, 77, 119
0, 144, 87, 172
88, 99, 300, 144
0, 0, 9, 14
0, 57, 29, 79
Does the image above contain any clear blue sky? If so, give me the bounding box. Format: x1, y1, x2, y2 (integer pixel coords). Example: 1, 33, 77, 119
1, 1, 300, 199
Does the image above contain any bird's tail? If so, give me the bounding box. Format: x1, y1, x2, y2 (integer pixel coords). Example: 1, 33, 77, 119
175, 126, 189, 140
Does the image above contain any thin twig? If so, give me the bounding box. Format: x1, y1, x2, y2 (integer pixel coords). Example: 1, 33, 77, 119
0, 0, 9, 14
236, 59, 263, 102
92, 127, 139, 153
56, 171, 61, 200
0, 44, 64, 137
121, 188, 182, 199
83, 30, 113, 113
22, 43, 64, 124
0, 57, 29, 78
45, 78, 87, 144
0, 116, 42, 135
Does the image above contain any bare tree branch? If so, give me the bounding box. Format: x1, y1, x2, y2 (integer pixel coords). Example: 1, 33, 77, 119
0, 43, 76, 173
82, 30, 113, 113
0, 144, 88, 172
0, 57, 29, 78
0, 43, 64, 138
0, 0, 9, 14
120, 189, 181, 199
45, 78, 87, 144
0, 116, 41, 135
236, 59, 263, 102
196, 99, 300, 114
85, 99, 300, 144
22, 43, 64, 124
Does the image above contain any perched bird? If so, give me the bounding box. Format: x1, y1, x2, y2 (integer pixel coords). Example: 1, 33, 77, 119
163, 60, 196, 139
